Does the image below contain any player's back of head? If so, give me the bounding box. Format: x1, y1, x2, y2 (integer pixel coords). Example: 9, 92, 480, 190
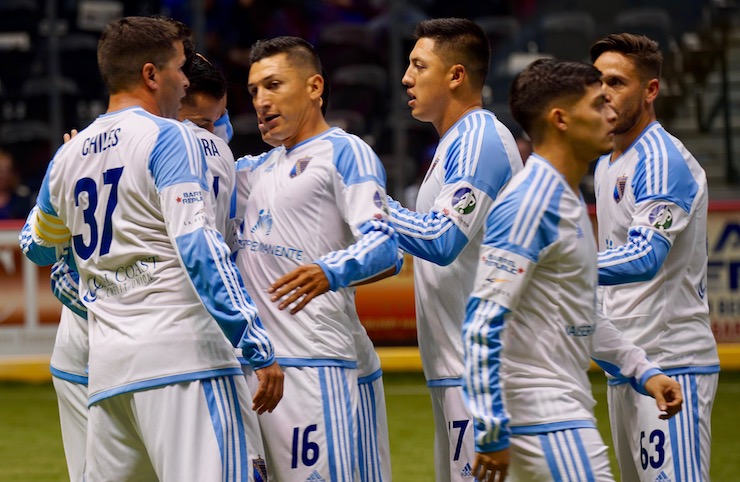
590, 33, 662, 81
509, 59, 602, 143
98, 16, 193, 94
183, 54, 226, 104
414, 18, 490, 90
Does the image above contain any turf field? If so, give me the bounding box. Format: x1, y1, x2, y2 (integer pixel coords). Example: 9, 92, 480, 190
1, 371, 738, 481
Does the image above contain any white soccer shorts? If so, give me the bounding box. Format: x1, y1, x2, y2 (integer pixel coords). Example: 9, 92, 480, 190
244, 364, 360, 482
358, 370, 391, 481
85, 375, 265, 482
429, 384, 477, 482
608, 373, 718, 482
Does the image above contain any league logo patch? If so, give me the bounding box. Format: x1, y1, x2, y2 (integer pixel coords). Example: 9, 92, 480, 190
250, 208, 273, 236
252, 456, 268, 482
452, 187, 476, 215
613, 175, 628, 203
648, 204, 673, 230
290, 156, 312, 178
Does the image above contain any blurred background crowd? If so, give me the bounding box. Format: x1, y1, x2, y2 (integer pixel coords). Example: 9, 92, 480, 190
0, 0, 738, 219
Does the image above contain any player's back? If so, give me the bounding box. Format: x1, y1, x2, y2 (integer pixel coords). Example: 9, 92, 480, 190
42, 107, 240, 402
594, 122, 718, 370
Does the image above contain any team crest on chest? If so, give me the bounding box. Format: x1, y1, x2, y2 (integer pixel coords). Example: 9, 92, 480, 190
290, 156, 312, 178
613, 174, 628, 203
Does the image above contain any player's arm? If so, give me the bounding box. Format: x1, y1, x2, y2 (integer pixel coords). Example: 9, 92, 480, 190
389, 128, 518, 266
591, 316, 682, 418
152, 122, 275, 365
463, 185, 545, 480
598, 146, 700, 285
270, 139, 398, 313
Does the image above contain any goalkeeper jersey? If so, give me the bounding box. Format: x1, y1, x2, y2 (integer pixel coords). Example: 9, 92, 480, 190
594, 121, 719, 374
234, 127, 397, 366
35, 106, 273, 404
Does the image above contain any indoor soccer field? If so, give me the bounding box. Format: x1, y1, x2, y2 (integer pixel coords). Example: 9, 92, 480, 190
1, 371, 738, 481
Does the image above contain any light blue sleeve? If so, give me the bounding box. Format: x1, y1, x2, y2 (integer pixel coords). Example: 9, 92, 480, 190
389, 117, 516, 265
148, 119, 274, 367
175, 228, 273, 368
597, 226, 670, 285
314, 134, 398, 291
50, 251, 88, 320
462, 297, 511, 452
598, 128, 696, 285
19, 206, 57, 266
387, 196, 469, 266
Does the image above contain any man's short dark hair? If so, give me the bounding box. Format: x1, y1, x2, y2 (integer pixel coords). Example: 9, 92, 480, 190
249, 36, 322, 76
590, 33, 663, 81
415, 18, 490, 90
509, 59, 603, 142
182, 54, 227, 106
97, 16, 192, 94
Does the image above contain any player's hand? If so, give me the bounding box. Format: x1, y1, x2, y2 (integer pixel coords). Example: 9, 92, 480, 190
62, 129, 78, 143
252, 361, 284, 414
644, 374, 683, 419
268, 264, 330, 314
473, 449, 509, 482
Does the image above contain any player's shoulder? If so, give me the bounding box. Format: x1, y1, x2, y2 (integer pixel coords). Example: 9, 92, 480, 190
235, 146, 280, 172
635, 122, 693, 167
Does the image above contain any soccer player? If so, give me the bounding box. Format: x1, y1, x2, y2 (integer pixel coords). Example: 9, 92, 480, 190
256, 86, 395, 482
591, 33, 720, 482
386, 18, 523, 480
463, 58, 683, 482
234, 36, 398, 481
28, 16, 280, 481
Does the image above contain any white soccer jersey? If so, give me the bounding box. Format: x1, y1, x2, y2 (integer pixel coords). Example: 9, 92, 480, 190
184, 120, 239, 252
594, 122, 719, 373
234, 127, 397, 365
34, 106, 273, 404
464, 155, 662, 451
389, 109, 523, 383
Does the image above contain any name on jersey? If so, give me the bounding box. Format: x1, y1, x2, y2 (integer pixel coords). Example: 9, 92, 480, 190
200, 138, 220, 157
81, 128, 121, 155
565, 324, 594, 337
241, 238, 303, 261
83, 256, 158, 301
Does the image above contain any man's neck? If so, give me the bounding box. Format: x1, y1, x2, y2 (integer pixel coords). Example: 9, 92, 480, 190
612, 112, 656, 159
107, 91, 160, 117
434, 98, 482, 138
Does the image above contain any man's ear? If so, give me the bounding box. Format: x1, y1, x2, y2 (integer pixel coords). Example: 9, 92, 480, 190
307, 73, 324, 101
645, 78, 660, 105
143, 63, 157, 89
548, 107, 569, 132
449, 64, 465, 90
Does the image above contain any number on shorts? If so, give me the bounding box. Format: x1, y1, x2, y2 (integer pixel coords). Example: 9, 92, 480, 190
450, 419, 469, 461
640, 429, 666, 470
291, 424, 320, 469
